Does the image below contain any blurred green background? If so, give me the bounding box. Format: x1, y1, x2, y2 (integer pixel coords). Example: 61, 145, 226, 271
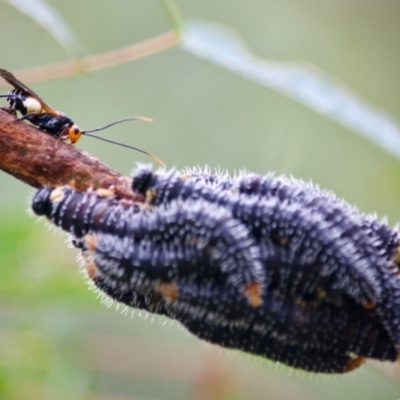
0, 1, 400, 399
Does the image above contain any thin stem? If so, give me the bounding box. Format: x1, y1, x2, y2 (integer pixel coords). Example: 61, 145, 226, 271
160, 0, 185, 35
0, 30, 179, 88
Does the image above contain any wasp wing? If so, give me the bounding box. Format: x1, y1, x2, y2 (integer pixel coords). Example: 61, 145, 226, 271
0, 68, 60, 115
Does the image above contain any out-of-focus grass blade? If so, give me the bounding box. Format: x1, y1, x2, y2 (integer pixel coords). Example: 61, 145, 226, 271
6, 0, 84, 58
160, 0, 184, 33
182, 20, 400, 161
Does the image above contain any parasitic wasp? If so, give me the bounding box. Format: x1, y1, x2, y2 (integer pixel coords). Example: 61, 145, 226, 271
0, 68, 164, 165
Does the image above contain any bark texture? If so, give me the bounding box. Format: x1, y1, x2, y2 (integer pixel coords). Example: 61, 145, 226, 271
0, 109, 142, 201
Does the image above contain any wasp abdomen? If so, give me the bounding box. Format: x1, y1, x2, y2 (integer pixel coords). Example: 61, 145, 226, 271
7, 89, 42, 115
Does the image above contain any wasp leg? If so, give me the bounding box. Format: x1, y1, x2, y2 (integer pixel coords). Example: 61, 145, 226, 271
52, 124, 70, 149
53, 136, 62, 149
0, 106, 17, 116
13, 112, 38, 122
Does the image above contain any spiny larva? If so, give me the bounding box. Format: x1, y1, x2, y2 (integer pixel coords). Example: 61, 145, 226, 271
31, 166, 400, 374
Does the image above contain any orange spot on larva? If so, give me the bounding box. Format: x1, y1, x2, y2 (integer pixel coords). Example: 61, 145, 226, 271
180, 174, 192, 180
362, 300, 377, 310
244, 281, 263, 307
86, 258, 99, 280
84, 234, 98, 251
345, 356, 365, 372
156, 282, 179, 301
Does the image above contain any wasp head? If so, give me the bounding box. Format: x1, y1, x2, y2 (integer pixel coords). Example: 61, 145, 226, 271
67, 124, 82, 143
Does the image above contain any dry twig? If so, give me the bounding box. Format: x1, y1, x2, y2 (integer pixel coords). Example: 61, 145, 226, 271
0, 109, 142, 201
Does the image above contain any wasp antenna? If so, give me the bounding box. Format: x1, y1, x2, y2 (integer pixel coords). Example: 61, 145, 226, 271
83, 133, 165, 166
82, 116, 152, 134
0, 94, 21, 100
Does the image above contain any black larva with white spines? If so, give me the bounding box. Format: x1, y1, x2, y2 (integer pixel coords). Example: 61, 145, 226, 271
32, 187, 265, 307
132, 166, 400, 344
87, 200, 265, 305
133, 165, 399, 261
166, 278, 396, 372
132, 170, 395, 315
31, 166, 400, 373
32, 185, 143, 238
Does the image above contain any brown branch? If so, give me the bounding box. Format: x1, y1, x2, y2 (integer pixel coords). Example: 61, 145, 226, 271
0, 109, 142, 201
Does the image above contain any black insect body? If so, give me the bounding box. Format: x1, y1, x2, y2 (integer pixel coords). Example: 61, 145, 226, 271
0, 68, 85, 142
0, 68, 165, 165
31, 168, 400, 373
132, 168, 380, 299
32, 187, 265, 308
5, 88, 41, 116
132, 167, 400, 346
3, 87, 75, 140
169, 279, 395, 372
27, 113, 77, 139
84, 229, 396, 373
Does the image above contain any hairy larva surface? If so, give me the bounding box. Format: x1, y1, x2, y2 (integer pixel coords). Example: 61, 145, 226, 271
31, 166, 400, 373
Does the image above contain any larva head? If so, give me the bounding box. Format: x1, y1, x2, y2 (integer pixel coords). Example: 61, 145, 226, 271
31, 186, 52, 216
